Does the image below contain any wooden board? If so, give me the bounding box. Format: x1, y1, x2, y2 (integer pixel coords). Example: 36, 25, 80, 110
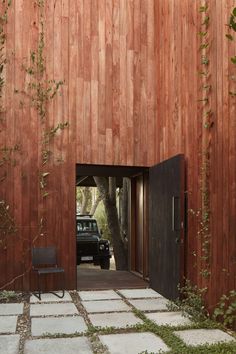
0, 0, 235, 311
149, 155, 185, 300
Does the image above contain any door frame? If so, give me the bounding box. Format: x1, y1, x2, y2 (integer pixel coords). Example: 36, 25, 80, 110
129, 172, 149, 279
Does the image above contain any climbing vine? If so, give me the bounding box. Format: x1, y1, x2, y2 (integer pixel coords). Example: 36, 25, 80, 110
0, 0, 68, 288
197, 2, 213, 279
0, 0, 11, 117
226, 6, 236, 98
0, 0, 19, 247
0, 200, 17, 249
17, 0, 69, 236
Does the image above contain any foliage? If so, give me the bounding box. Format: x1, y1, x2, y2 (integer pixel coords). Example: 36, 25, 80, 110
197, 1, 213, 279
0, 0, 11, 116
0, 144, 21, 185
41, 122, 69, 166
20, 1, 68, 214
167, 279, 208, 323
19, 0, 64, 124
0, 200, 17, 249
0, 290, 15, 301
76, 187, 93, 214
226, 7, 236, 97
125, 308, 235, 354
213, 290, 236, 328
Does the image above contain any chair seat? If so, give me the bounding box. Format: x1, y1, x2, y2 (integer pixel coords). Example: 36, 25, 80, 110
32, 247, 65, 300
35, 267, 65, 275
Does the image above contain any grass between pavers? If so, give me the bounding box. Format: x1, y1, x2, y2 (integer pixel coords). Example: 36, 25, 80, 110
131, 308, 236, 354
39, 314, 236, 353
1, 290, 236, 354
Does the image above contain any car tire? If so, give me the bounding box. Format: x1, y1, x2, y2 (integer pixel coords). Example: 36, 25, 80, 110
100, 258, 110, 270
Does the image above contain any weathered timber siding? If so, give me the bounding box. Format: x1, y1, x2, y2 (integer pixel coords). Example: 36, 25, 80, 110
0, 0, 235, 310
154, 0, 236, 309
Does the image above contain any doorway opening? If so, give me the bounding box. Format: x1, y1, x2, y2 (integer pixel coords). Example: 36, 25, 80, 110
75, 155, 186, 299
76, 164, 149, 291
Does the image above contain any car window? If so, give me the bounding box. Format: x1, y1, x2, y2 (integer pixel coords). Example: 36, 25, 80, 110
77, 220, 98, 232
77, 222, 83, 231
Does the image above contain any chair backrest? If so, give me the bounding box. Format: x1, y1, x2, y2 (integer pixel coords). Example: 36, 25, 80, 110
32, 247, 57, 267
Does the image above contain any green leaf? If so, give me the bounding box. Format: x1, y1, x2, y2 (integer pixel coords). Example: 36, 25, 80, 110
213, 308, 223, 317
198, 31, 207, 38
202, 16, 210, 26
199, 43, 209, 50
226, 34, 234, 41
233, 7, 236, 17
201, 56, 209, 65
199, 5, 208, 13
231, 56, 236, 64
229, 15, 236, 32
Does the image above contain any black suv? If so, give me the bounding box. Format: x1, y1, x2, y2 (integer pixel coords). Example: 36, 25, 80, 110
76, 215, 111, 269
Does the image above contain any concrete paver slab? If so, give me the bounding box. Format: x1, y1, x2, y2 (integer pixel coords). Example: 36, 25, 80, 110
88, 312, 143, 328
24, 337, 93, 354
0, 316, 17, 334
78, 290, 121, 301
174, 328, 236, 347
99, 332, 170, 354
0, 334, 20, 354
127, 298, 169, 312
31, 316, 87, 336
0, 303, 24, 316
82, 299, 131, 313
118, 288, 163, 299
146, 311, 192, 327
30, 291, 72, 303
30, 302, 78, 317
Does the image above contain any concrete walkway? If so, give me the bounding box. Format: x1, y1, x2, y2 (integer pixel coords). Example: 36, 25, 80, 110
0, 288, 235, 354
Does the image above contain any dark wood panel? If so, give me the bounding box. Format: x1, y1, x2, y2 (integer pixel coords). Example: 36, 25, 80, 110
149, 155, 185, 300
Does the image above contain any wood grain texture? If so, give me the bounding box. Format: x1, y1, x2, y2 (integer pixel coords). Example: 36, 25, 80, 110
154, 0, 236, 308
0, 0, 235, 310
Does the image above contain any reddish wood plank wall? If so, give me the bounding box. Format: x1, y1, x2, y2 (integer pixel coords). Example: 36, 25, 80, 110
154, 0, 236, 309
0, 0, 235, 309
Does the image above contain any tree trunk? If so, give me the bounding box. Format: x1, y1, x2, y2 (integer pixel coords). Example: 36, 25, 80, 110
80, 187, 91, 214
94, 176, 128, 270
90, 193, 102, 216
120, 178, 129, 249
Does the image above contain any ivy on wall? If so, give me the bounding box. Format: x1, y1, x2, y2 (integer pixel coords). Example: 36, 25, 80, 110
226, 7, 236, 97
198, 2, 213, 279
0, 0, 18, 248
17, 0, 68, 237
0, 0, 68, 288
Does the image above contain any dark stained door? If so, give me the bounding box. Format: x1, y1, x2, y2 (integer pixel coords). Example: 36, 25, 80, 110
149, 154, 185, 300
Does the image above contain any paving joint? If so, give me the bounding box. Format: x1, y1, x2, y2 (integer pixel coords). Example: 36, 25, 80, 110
0, 288, 236, 354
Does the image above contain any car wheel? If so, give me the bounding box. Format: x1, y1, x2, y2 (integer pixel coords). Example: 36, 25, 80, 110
100, 258, 110, 270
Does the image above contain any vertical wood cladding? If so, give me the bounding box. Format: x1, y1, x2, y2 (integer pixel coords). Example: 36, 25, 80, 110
0, 0, 235, 309
154, 0, 236, 309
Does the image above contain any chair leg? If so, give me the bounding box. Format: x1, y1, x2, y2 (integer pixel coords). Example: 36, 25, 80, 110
50, 271, 65, 299
38, 273, 41, 300
32, 272, 42, 300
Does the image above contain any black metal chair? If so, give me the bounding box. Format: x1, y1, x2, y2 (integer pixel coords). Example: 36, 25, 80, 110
32, 246, 65, 300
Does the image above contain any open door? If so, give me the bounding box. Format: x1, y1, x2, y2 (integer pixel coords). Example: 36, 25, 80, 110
149, 154, 185, 300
